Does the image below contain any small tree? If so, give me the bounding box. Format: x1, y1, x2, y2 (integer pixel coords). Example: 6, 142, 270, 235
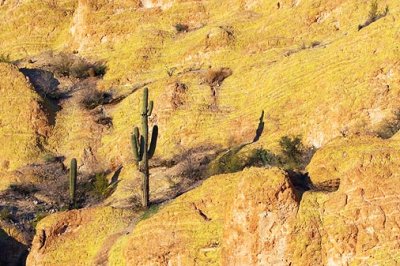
279, 136, 304, 170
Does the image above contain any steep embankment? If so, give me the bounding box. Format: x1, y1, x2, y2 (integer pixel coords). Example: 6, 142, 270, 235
27, 137, 400, 265
0, 63, 49, 175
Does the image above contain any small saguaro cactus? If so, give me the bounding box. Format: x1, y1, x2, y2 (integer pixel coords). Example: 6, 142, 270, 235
131, 87, 158, 208
69, 158, 77, 209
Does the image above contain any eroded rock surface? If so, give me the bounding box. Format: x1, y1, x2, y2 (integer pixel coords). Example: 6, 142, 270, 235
294, 136, 400, 265
27, 138, 400, 265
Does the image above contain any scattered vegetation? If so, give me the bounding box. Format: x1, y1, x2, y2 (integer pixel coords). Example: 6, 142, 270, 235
81, 90, 113, 110
248, 148, 279, 168
49, 53, 107, 79
377, 111, 400, 139
358, 1, 389, 30
170, 82, 188, 110
174, 23, 189, 33
43, 153, 57, 163
207, 146, 247, 176
139, 204, 160, 221
91, 173, 110, 199
9, 184, 38, 196
131, 88, 159, 208
0, 54, 11, 63
30, 208, 48, 228
0, 207, 12, 221
208, 135, 314, 176
279, 136, 305, 170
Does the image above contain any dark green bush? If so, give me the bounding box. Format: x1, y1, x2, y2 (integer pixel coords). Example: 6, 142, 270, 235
174, 23, 189, 33
368, 0, 379, 22
206, 146, 247, 176
248, 148, 279, 168
92, 173, 109, 199
43, 153, 57, 163
81, 90, 112, 110
279, 135, 305, 170
377, 111, 400, 139
359, 1, 389, 30
9, 184, 38, 196
0, 54, 11, 63
50, 53, 106, 79
0, 208, 11, 221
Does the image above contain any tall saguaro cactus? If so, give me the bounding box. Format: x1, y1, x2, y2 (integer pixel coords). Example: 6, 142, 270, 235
131, 88, 158, 208
69, 158, 77, 209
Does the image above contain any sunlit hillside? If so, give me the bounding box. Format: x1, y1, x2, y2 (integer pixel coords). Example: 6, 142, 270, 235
1, 0, 400, 265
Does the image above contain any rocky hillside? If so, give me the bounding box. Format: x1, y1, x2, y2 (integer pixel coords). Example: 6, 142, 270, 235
1, 0, 400, 265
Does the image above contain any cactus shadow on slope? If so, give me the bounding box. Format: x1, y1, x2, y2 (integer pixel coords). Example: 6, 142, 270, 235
0, 227, 28, 266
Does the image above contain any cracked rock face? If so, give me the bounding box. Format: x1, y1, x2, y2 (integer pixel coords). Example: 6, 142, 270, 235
222, 168, 298, 266
295, 136, 400, 265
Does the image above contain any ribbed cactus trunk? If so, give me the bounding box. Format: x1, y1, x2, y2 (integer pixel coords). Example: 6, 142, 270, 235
131, 88, 158, 209
141, 88, 150, 208
69, 158, 77, 209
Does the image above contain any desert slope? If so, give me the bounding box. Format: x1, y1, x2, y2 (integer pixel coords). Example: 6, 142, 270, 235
0, 0, 400, 265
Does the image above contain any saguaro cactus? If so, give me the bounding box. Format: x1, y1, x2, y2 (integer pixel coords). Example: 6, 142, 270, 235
69, 158, 77, 209
131, 88, 158, 208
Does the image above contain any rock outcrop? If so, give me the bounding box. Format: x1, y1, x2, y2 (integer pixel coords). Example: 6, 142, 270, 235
293, 136, 400, 265
222, 168, 298, 266
27, 137, 400, 265
27, 206, 135, 265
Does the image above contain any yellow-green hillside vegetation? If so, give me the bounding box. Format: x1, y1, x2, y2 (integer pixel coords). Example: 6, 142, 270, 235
1, 0, 400, 171
1, 0, 400, 265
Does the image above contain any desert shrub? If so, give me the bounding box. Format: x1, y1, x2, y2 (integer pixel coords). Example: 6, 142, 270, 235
140, 204, 160, 221
9, 184, 38, 196
279, 135, 305, 170
174, 23, 189, 33
0, 54, 11, 63
43, 153, 57, 163
359, 1, 389, 30
206, 147, 247, 176
31, 211, 48, 228
278, 135, 317, 171
81, 90, 112, 109
248, 148, 279, 168
368, 0, 379, 22
130, 195, 144, 211
91, 173, 110, 199
50, 53, 107, 79
0, 208, 11, 221
377, 111, 400, 139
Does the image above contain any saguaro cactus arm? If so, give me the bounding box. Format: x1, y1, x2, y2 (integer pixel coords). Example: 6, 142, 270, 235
148, 125, 158, 159
147, 100, 154, 116
69, 158, 77, 208
131, 134, 141, 162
